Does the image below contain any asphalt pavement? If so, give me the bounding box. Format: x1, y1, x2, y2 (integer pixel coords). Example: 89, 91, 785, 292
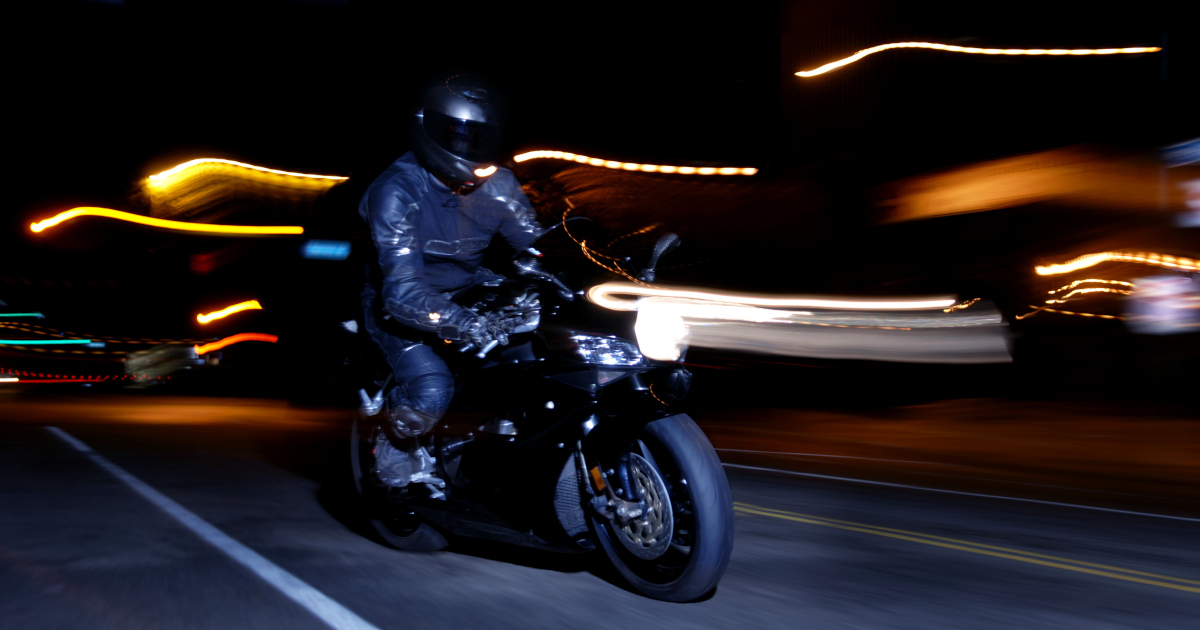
1, 395, 1196, 629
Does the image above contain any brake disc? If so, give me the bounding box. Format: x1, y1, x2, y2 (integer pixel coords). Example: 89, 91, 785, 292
613, 453, 674, 560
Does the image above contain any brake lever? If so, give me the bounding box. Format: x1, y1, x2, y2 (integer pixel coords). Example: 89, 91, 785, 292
513, 257, 575, 302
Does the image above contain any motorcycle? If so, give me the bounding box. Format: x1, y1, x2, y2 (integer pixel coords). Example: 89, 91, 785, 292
348, 233, 734, 602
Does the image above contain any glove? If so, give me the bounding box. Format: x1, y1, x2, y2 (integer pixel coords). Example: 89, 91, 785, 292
464, 316, 497, 349
465, 310, 525, 349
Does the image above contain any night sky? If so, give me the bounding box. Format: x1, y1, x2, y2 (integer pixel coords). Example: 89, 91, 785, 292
3, 0, 1194, 343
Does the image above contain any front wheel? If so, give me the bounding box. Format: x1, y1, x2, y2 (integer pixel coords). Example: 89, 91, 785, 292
350, 414, 448, 551
589, 414, 734, 602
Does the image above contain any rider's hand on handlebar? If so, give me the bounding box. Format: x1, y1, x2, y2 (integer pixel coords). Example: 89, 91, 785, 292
465, 317, 499, 349
466, 310, 525, 349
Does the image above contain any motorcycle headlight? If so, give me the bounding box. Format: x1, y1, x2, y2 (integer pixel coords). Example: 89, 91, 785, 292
569, 335, 645, 366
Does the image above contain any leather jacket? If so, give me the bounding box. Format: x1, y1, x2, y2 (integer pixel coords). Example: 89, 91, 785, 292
359, 152, 543, 340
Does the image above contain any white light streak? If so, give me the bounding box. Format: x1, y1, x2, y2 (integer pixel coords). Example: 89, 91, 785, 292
587, 282, 956, 312
1048, 279, 1135, 294
796, 42, 1162, 77
629, 295, 1009, 364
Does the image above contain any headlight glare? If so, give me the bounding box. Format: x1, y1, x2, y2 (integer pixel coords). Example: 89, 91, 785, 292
569, 335, 645, 366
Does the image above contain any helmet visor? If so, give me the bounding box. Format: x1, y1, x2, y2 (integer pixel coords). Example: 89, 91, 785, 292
423, 112, 499, 163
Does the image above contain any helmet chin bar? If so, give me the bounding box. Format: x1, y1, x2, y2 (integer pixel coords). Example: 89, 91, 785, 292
431, 169, 481, 196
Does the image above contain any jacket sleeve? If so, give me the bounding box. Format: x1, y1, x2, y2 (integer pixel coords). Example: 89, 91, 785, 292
364, 183, 475, 339
497, 176, 545, 252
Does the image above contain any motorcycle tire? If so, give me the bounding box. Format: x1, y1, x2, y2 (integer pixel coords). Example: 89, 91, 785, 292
350, 415, 449, 552
590, 414, 734, 602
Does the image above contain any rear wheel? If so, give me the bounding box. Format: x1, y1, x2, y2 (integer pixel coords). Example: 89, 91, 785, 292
350, 415, 448, 551
589, 414, 734, 602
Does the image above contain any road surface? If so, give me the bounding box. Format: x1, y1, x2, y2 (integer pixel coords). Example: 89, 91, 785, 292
1, 394, 1196, 629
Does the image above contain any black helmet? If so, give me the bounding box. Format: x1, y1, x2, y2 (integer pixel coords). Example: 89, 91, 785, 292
412, 75, 501, 190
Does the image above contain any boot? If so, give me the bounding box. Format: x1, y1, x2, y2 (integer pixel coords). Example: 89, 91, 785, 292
386, 404, 439, 439
372, 433, 446, 498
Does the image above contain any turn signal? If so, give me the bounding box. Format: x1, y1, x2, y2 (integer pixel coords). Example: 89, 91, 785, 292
589, 466, 608, 491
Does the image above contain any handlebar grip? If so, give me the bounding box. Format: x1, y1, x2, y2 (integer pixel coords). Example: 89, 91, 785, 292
475, 339, 500, 358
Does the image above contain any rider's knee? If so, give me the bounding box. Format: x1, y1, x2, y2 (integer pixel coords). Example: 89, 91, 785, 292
405, 371, 454, 419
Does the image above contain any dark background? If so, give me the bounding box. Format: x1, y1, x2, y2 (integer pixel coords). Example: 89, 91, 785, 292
9, 0, 1189, 219
2, 0, 1195, 401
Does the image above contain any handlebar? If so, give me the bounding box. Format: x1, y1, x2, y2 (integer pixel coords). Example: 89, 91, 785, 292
459, 338, 501, 359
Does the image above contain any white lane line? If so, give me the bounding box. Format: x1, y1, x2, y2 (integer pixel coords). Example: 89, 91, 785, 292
716, 448, 959, 466
46, 427, 381, 630
719, 448, 1193, 501
722, 462, 1200, 523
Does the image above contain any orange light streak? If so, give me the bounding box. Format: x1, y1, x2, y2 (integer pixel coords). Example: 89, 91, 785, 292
514, 151, 757, 176
559, 206, 650, 286
796, 43, 1162, 77
194, 333, 279, 355
30, 207, 304, 235
473, 165, 497, 177
1036, 252, 1199, 276
197, 300, 263, 324
607, 224, 662, 247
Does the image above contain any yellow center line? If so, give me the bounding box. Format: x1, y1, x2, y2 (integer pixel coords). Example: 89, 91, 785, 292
737, 503, 1200, 585
734, 503, 1200, 594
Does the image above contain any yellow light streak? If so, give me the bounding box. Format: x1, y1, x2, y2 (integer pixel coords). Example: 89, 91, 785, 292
943, 298, 981, 313
796, 42, 1162, 77
513, 151, 757, 176
1036, 252, 1199, 276
1022, 305, 1123, 320
197, 300, 263, 324
1048, 279, 1135, 294
193, 333, 279, 355
588, 281, 956, 312
647, 383, 669, 406
1045, 287, 1132, 304
30, 207, 304, 235
473, 165, 497, 177
559, 206, 652, 286
0, 378, 18, 383
147, 158, 348, 188
1015, 307, 1045, 320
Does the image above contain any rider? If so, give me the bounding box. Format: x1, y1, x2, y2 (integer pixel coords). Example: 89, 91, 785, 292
359, 75, 544, 489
